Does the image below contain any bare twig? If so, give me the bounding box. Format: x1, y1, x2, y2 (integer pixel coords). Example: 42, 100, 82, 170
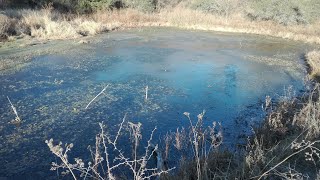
7, 96, 22, 123
85, 85, 109, 109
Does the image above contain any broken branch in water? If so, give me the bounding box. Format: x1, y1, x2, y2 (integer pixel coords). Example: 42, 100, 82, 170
85, 85, 109, 109
7, 96, 22, 124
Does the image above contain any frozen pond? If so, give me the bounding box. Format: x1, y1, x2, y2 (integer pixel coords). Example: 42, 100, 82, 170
0, 28, 309, 178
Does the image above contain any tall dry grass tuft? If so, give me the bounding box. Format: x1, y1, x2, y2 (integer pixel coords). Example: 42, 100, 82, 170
21, 8, 79, 39
21, 7, 109, 40
245, 135, 265, 176
1, 6, 110, 41
306, 50, 320, 78
293, 84, 320, 139
0, 14, 10, 39
266, 86, 297, 134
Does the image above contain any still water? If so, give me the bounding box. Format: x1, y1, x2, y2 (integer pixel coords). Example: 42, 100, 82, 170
0, 28, 309, 178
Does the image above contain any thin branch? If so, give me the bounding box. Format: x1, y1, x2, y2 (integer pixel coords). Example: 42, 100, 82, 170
7, 96, 22, 123
85, 85, 109, 109
112, 113, 127, 147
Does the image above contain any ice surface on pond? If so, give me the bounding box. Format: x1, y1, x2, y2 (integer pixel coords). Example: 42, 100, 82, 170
0, 28, 309, 178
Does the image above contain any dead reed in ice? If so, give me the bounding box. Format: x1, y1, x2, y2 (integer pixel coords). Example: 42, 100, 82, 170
85, 85, 109, 109
7, 96, 22, 125
145, 85, 148, 101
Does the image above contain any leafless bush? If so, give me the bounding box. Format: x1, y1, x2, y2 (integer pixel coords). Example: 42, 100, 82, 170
46, 115, 174, 179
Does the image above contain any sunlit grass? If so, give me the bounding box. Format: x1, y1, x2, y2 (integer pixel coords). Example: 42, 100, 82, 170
1, 7, 320, 44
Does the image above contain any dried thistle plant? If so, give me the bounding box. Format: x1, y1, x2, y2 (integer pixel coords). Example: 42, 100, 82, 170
182, 111, 223, 180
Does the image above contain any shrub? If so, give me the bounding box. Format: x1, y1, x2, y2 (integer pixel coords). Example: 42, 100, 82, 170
190, 0, 244, 17
156, 0, 183, 10
76, 0, 114, 13
0, 13, 20, 39
124, 0, 156, 12
0, 14, 10, 39
248, 0, 320, 25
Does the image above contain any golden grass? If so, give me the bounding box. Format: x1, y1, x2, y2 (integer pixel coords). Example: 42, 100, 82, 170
161, 8, 320, 44
22, 9, 79, 39
0, 13, 14, 40
22, 9, 111, 39
0, 8, 111, 40
1, 7, 320, 44
89, 8, 320, 44
306, 50, 320, 77
92, 9, 161, 28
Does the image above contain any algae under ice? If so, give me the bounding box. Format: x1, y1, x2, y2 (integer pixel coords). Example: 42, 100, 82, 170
0, 28, 310, 178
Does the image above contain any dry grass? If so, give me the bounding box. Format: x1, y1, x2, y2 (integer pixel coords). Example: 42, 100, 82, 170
0, 13, 15, 40
0, 7, 110, 41
21, 9, 79, 39
238, 84, 320, 179
306, 50, 320, 78
161, 8, 320, 44
90, 8, 320, 45
293, 84, 320, 139
1, 7, 320, 44
92, 9, 161, 28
